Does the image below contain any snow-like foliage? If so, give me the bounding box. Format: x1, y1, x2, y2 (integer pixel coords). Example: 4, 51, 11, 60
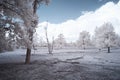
54, 34, 66, 49
0, 0, 50, 63
0, 10, 18, 52
94, 22, 118, 49
0, 0, 50, 49
77, 31, 91, 49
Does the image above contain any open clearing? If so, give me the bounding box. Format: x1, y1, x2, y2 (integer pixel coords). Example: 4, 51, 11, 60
0, 47, 120, 80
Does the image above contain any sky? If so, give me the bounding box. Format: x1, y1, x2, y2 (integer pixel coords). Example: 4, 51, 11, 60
37, 0, 119, 23
36, 0, 120, 42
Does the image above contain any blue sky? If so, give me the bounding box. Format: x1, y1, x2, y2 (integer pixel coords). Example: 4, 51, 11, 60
37, 0, 119, 23
36, 0, 120, 42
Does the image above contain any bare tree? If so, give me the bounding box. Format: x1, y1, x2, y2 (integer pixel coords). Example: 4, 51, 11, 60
44, 23, 54, 54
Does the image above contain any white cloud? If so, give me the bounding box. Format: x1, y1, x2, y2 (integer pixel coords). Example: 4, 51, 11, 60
36, 1, 120, 42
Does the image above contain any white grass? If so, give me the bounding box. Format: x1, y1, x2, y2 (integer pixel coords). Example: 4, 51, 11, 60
0, 47, 120, 80
0, 47, 120, 66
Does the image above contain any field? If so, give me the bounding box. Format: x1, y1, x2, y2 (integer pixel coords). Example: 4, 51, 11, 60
0, 47, 120, 80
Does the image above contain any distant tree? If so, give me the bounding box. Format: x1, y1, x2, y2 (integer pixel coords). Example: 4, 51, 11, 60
39, 37, 46, 47
44, 25, 54, 54
94, 22, 118, 53
117, 36, 120, 47
54, 34, 66, 49
67, 42, 76, 47
0, 0, 50, 64
77, 31, 91, 49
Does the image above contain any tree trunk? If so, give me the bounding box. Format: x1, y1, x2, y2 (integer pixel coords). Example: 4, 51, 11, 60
25, 48, 31, 64
108, 47, 110, 53
45, 25, 54, 55
83, 40, 85, 50
83, 45, 85, 50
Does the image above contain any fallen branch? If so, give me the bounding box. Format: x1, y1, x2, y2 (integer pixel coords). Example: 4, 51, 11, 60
54, 70, 74, 73
52, 60, 80, 64
66, 56, 84, 61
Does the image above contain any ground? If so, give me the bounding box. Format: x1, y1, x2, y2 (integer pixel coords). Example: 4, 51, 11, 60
0, 47, 120, 80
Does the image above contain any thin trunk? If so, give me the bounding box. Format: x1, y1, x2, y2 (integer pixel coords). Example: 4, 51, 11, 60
48, 43, 52, 54
46, 32, 52, 54
45, 25, 53, 54
83, 46, 85, 50
51, 36, 54, 54
25, 48, 31, 64
83, 40, 85, 50
108, 47, 110, 53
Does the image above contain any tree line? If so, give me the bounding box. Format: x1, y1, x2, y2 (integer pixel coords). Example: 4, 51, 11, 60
36, 22, 120, 53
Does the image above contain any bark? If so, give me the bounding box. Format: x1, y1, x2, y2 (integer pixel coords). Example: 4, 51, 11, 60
108, 47, 110, 53
24, 0, 38, 64
25, 48, 31, 64
46, 32, 52, 54
83, 39, 85, 50
51, 37, 54, 53
33, 0, 37, 13
45, 26, 53, 54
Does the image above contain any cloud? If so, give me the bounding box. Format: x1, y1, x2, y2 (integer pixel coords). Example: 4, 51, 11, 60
36, 1, 120, 42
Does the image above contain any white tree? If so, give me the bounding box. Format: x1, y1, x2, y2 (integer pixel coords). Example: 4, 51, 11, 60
54, 34, 66, 49
0, 8, 17, 52
77, 31, 91, 49
117, 36, 120, 47
94, 22, 118, 53
0, 0, 50, 64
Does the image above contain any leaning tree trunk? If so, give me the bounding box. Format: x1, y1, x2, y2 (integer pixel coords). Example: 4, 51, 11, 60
45, 25, 53, 54
24, 0, 38, 64
25, 35, 33, 64
108, 47, 110, 53
24, 0, 49, 64
25, 48, 31, 64
46, 36, 53, 54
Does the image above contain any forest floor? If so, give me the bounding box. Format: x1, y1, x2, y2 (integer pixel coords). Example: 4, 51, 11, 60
0, 47, 120, 80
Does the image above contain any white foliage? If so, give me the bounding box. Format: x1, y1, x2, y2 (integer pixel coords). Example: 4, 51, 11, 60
94, 22, 118, 48
54, 34, 66, 49
0, 0, 49, 49
77, 31, 91, 49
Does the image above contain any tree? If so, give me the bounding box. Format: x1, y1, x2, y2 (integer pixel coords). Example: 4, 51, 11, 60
44, 25, 54, 54
77, 31, 91, 49
117, 36, 120, 47
54, 34, 66, 49
0, 27, 7, 52
0, 10, 17, 52
94, 22, 118, 53
0, 0, 50, 64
